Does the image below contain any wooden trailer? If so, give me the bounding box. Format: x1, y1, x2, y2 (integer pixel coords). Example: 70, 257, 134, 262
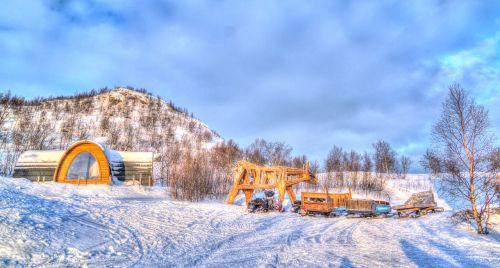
346, 199, 391, 216
392, 191, 444, 216
299, 190, 352, 216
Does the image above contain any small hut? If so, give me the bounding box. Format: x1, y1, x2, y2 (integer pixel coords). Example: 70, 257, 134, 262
13, 140, 155, 185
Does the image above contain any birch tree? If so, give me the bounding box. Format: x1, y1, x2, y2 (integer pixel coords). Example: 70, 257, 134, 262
431, 84, 497, 234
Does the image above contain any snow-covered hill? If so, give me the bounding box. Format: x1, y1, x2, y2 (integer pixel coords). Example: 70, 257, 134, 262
0, 87, 222, 174
0, 176, 498, 267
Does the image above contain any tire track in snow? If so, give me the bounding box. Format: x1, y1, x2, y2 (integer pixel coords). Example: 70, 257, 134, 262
95, 201, 167, 266
272, 218, 362, 267
65, 205, 145, 267
336, 220, 361, 246
125, 225, 145, 267
192, 213, 287, 267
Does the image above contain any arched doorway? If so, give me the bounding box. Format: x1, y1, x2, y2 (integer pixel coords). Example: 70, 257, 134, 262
66, 152, 100, 180
53, 140, 111, 184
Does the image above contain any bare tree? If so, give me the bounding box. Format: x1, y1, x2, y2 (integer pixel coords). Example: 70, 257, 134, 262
29, 110, 56, 150
345, 150, 362, 189
210, 139, 242, 196
420, 149, 441, 175
431, 84, 497, 234
309, 160, 320, 174
0, 93, 12, 161
0, 92, 11, 131
100, 115, 110, 133
107, 122, 121, 150
325, 146, 344, 189
291, 155, 308, 168
399, 155, 412, 179
60, 115, 76, 149
121, 119, 136, 151
325, 146, 343, 173
75, 117, 90, 141
245, 138, 268, 165
244, 139, 292, 166
266, 141, 292, 166
372, 140, 397, 176
361, 151, 375, 193
362, 151, 373, 174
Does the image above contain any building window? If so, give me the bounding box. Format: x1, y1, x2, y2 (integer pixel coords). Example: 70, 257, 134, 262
67, 152, 100, 180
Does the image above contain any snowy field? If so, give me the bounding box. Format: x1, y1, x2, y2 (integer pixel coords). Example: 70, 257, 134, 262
0, 177, 499, 267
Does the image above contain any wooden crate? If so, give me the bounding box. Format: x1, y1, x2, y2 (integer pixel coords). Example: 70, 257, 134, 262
300, 191, 352, 214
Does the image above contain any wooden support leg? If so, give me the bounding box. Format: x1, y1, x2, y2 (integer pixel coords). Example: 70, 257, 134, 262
228, 168, 245, 204
243, 189, 254, 204
286, 187, 296, 203
277, 181, 286, 205
227, 187, 240, 204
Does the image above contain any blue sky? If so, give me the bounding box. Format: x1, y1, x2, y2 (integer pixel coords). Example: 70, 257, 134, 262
1, 1, 499, 171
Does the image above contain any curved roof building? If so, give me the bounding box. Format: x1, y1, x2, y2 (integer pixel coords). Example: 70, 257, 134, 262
13, 140, 154, 185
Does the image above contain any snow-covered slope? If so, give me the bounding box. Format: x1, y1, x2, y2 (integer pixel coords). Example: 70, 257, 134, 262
1, 177, 498, 267
1, 87, 220, 152
0, 87, 222, 175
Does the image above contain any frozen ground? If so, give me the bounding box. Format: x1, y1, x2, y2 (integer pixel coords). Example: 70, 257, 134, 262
0, 177, 499, 267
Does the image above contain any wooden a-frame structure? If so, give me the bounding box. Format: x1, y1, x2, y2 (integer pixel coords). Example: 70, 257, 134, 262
227, 160, 318, 205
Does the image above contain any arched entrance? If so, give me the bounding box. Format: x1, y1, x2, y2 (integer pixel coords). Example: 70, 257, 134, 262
53, 140, 111, 184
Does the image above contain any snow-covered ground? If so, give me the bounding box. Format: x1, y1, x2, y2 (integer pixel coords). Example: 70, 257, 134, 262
0, 177, 499, 267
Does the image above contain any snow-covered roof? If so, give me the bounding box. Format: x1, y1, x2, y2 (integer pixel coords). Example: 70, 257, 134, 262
105, 149, 154, 163
67, 140, 107, 152
15, 150, 65, 165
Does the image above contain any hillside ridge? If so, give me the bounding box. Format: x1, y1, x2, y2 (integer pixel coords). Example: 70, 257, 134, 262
0, 87, 222, 175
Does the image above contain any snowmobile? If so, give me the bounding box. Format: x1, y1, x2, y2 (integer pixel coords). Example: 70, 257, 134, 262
291, 200, 302, 213
247, 190, 283, 213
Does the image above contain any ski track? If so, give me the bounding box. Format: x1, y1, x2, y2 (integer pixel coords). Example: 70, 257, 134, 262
1, 180, 499, 267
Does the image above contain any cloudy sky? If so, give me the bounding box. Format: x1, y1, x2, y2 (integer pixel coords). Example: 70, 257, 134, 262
1, 1, 499, 171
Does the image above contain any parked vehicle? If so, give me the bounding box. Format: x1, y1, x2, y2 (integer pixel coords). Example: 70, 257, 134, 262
247, 190, 283, 213
345, 199, 392, 217
392, 191, 444, 217
298, 191, 352, 216
291, 200, 302, 213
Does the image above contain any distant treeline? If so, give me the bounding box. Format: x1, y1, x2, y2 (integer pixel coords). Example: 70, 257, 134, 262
163, 137, 413, 201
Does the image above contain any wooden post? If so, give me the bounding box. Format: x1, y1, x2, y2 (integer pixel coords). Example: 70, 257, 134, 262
243, 189, 254, 204
140, 173, 142, 186
149, 175, 151, 187
277, 171, 286, 204
133, 175, 135, 185
43, 176, 45, 182
77, 176, 81, 185
227, 188, 240, 204
227, 167, 245, 204
286, 187, 296, 203
37, 176, 40, 182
